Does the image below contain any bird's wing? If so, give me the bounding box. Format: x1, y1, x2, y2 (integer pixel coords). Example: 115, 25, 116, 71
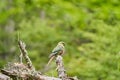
49, 45, 62, 58
52, 45, 62, 53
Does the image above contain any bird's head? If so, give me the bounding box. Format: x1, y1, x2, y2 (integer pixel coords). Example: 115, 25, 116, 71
58, 41, 65, 46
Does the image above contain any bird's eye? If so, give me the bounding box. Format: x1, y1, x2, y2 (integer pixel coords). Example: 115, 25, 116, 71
62, 42, 65, 46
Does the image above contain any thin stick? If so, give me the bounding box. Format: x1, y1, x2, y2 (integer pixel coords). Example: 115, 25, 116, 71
18, 40, 35, 71
17, 32, 23, 64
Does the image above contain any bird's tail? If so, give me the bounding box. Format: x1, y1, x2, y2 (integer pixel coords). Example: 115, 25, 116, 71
46, 56, 55, 66
49, 52, 57, 58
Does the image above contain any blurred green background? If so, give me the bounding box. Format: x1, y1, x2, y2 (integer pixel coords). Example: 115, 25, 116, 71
0, 0, 120, 80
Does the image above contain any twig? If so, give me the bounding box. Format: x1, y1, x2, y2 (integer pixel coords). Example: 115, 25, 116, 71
18, 40, 35, 71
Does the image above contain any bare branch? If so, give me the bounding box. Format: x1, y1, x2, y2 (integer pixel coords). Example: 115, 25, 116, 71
0, 73, 10, 80
56, 55, 67, 80
1, 66, 62, 80
18, 40, 35, 71
56, 55, 78, 80
0, 40, 78, 80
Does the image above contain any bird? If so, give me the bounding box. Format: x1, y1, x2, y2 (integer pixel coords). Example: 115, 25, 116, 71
47, 41, 65, 66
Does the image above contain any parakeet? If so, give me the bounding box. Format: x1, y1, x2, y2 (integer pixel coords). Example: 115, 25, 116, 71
47, 41, 65, 66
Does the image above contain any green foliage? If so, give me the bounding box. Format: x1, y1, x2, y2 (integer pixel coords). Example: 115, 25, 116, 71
0, 0, 120, 80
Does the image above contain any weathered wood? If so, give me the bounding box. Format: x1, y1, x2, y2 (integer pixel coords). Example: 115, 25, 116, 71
0, 73, 10, 80
1, 68, 62, 80
56, 55, 67, 80
0, 40, 78, 80
56, 55, 78, 80
18, 40, 35, 71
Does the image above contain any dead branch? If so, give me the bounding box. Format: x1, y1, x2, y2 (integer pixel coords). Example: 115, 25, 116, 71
56, 55, 78, 80
0, 73, 10, 80
0, 40, 78, 80
56, 55, 67, 80
1, 68, 62, 80
18, 40, 35, 71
